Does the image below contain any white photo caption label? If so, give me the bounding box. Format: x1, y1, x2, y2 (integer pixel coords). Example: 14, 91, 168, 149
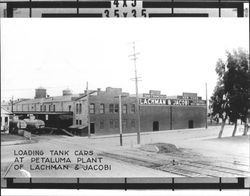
104, 0, 147, 17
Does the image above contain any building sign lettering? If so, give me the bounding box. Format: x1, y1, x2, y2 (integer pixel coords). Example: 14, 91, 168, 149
143, 93, 167, 99
139, 98, 191, 106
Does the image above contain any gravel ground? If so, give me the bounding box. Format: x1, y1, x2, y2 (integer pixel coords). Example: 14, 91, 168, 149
1, 125, 249, 178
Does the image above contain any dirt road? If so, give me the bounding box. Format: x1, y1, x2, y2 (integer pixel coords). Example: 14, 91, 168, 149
1, 125, 249, 177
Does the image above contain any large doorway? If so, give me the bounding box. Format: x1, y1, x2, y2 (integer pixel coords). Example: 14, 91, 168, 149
188, 120, 194, 128
153, 121, 159, 131
90, 123, 95, 134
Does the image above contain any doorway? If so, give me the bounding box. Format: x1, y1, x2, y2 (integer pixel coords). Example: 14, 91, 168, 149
153, 121, 159, 131
90, 123, 95, 134
188, 120, 194, 128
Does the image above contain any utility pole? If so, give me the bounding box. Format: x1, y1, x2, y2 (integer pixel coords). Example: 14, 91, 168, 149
115, 94, 127, 146
205, 83, 208, 129
86, 82, 91, 137
119, 95, 123, 146
129, 42, 141, 145
170, 106, 173, 130
11, 96, 14, 113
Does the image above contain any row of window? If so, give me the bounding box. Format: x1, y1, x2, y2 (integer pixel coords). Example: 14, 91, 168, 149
76, 103, 82, 114
40, 105, 56, 112
76, 119, 82, 125
14, 102, 135, 114
39, 105, 72, 112
89, 103, 136, 114
75, 119, 136, 129
14, 104, 72, 112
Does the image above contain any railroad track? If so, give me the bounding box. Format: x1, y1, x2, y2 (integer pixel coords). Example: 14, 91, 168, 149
99, 147, 250, 177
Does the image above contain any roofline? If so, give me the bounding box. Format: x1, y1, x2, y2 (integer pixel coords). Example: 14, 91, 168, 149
1, 106, 12, 114
75, 91, 97, 101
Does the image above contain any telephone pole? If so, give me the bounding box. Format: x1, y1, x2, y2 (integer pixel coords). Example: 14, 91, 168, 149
11, 96, 14, 113
119, 95, 123, 146
205, 83, 208, 129
86, 82, 91, 137
114, 94, 127, 146
129, 42, 141, 145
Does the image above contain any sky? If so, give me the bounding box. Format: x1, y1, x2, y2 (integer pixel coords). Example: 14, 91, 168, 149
1, 18, 249, 102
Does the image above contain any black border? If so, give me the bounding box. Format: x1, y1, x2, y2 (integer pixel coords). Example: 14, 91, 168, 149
2, 177, 248, 189
0, 0, 248, 17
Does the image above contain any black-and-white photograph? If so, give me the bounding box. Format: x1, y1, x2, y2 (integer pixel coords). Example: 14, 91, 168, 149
1, 18, 249, 180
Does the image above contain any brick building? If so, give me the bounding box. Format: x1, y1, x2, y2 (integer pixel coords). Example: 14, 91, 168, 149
139, 91, 206, 132
9, 87, 207, 136
73, 88, 206, 135
73, 87, 138, 135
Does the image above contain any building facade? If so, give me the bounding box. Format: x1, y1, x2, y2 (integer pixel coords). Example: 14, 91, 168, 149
11, 88, 80, 128
9, 87, 207, 136
74, 87, 138, 135
74, 88, 206, 135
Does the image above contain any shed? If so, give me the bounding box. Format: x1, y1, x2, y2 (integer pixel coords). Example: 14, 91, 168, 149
1, 106, 12, 133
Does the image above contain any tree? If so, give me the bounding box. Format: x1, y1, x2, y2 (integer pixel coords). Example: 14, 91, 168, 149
211, 48, 249, 138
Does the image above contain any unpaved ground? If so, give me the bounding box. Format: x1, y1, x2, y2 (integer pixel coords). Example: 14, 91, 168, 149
1, 125, 249, 177
99, 142, 249, 177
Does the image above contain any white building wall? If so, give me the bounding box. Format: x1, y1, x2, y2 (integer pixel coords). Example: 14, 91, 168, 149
1, 114, 9, 133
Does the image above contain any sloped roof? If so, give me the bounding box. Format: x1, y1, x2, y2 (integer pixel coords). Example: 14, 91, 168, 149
14, 94, 82, 105
75, 91, 96, 101
1, 106, 12, 115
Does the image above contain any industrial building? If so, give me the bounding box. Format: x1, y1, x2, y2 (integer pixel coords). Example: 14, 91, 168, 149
11, 88, 81, 129
7, 87, 207, 136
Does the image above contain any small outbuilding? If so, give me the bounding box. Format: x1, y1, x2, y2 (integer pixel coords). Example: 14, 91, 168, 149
1, 106, 12, 134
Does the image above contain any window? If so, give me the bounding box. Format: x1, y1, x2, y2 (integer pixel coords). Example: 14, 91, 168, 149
49, 105, 51, 112
122, 119, 127, 130
90, 103, 95, 114
40, 105, 42, 111
53, 105, 56, 112
114, 119, 119, 128
114, 104, 119, 113
100, 120, 104, 129
76, 120, 78, 125
68, 105, 71, 112
131, 119, 136, 128
79, 103, 82, 114
79, 120, 82, 125
76, 103, 78, 114
5, 117, 8, 125
110, 119, 114, 128
122, 104, 127, 114
109, 104, 114, 113
100, 104, 105, 114
43, 105, 46, 111
131, 104, 136, 113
